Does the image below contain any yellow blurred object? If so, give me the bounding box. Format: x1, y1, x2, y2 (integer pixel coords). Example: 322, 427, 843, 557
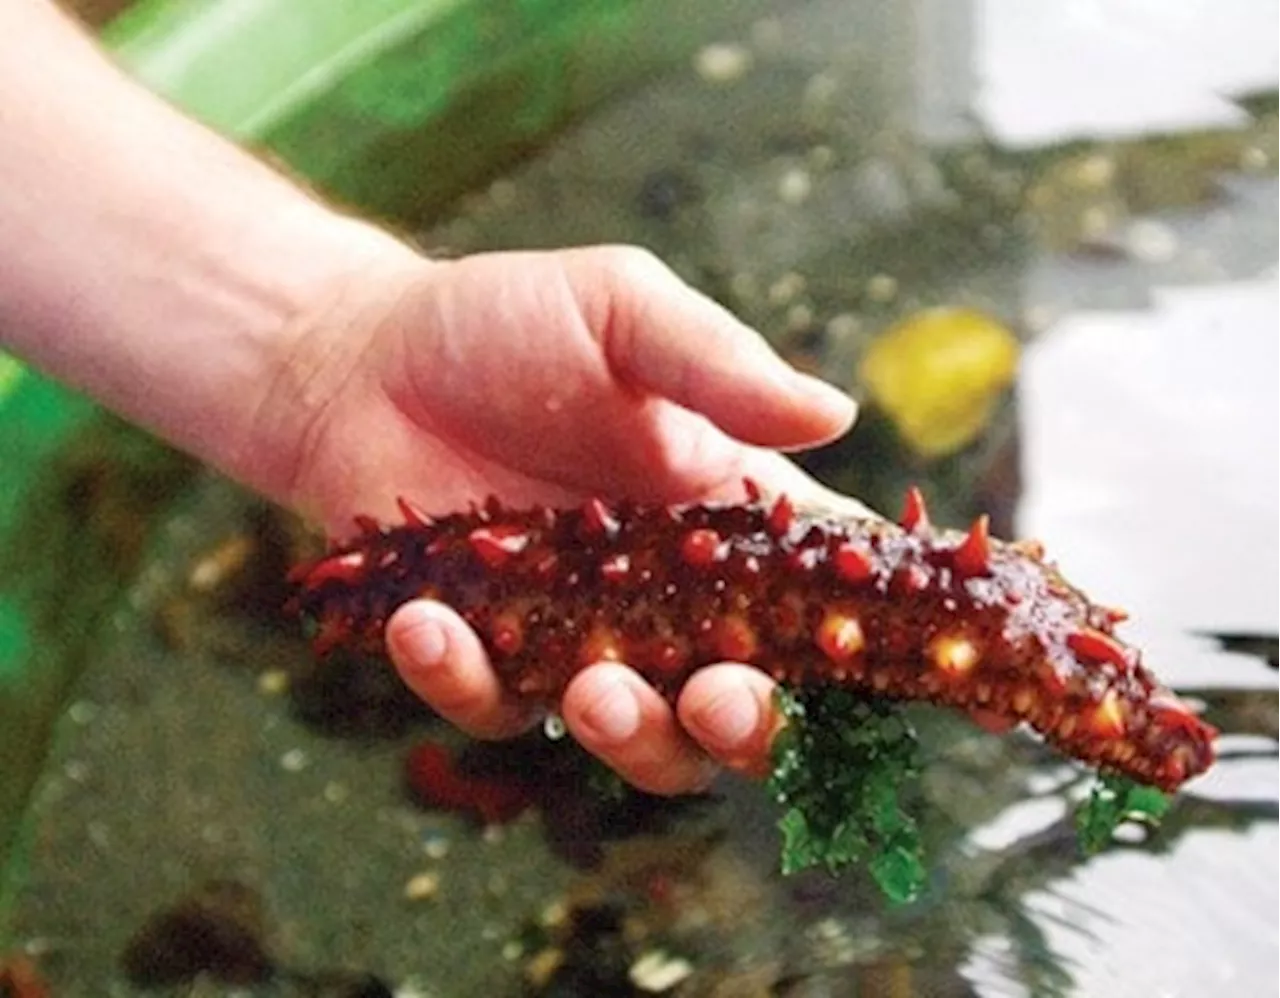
858, 307, 1020, 458
0, 354, 24, 401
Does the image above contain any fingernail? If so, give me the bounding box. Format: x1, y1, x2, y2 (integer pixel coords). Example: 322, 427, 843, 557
398, 605, 448, 666
790, 371, 857, 422
692, 682, 760, 751
579, 681, 641, 745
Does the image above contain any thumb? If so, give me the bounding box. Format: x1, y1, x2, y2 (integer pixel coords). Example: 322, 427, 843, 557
563, 245, 857, 450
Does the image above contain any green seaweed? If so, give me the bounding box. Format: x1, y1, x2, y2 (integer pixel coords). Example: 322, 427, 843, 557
1074, 772, 1170, 855
767, 686, 1174, 903
767, 686, 926, 903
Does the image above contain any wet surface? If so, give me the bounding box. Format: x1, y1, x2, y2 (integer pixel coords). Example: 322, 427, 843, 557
3, 1, 1277, 995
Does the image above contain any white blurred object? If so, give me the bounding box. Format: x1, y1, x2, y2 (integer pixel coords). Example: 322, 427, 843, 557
976, 0, 1279, 147
1018, 273, 1279, 636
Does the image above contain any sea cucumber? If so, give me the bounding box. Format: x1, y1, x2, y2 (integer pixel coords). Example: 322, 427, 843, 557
287, 483, 1217, 792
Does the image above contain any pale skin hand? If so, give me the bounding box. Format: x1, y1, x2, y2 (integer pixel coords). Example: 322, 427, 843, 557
258, 245, 867, 795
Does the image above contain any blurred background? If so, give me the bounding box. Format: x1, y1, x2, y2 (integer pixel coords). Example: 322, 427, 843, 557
1, 1, 1276, 995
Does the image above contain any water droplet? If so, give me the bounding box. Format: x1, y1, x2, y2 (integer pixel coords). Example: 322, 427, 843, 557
543, 714, 567, 740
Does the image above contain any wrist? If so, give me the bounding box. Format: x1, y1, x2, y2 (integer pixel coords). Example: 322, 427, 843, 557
221, 209, 427, 506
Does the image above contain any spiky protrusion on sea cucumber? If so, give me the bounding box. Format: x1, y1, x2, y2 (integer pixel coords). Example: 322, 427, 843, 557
287, 482, 1217, 792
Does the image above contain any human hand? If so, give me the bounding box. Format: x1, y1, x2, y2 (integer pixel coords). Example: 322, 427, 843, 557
259, 244, 864, 794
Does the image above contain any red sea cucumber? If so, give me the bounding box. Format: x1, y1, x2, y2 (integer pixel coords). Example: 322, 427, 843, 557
288, 484, 1217, 792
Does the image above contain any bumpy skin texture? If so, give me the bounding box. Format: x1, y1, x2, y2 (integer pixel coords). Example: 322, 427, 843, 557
289, 485, 1217, 792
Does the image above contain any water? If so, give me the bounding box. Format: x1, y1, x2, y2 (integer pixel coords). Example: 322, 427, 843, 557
3, 1, 1277, 995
